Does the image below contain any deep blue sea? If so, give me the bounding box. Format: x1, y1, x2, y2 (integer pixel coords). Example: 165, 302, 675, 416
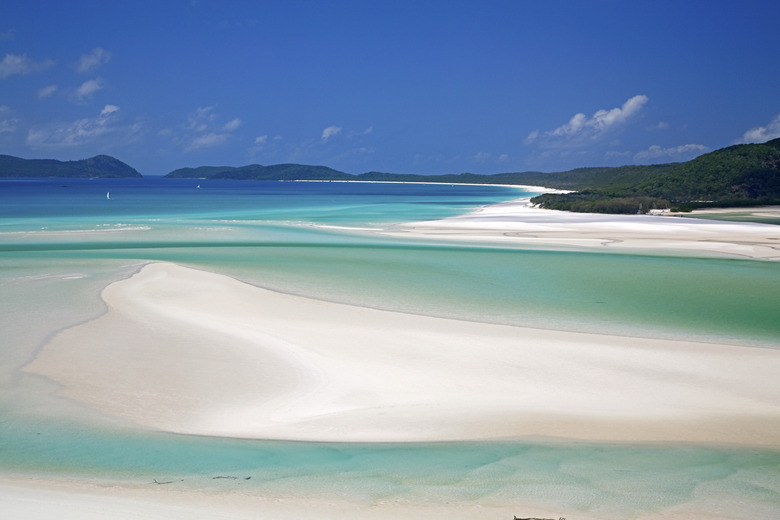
1, 177, 778, 518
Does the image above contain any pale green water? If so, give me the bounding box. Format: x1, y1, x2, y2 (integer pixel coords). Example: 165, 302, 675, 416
1, 410, 779, 517
4, 228, 778, 346
1, 178, 779, 517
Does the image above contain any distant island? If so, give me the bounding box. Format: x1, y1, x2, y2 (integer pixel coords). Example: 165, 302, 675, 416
3, 138, 778, 213
165, 138, 780, 213
0, 154, 141, 178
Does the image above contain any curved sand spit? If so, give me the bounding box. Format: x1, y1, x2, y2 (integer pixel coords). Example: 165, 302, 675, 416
26, 261, 780, 446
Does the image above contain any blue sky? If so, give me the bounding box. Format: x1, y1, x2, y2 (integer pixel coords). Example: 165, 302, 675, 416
1, 0, 778, 175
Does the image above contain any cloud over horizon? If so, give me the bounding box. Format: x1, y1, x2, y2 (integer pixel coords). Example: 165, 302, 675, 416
175, 106, 243, 152
526, 95, 649, 148
0, 105, 20, 134
321, 126, 342, 141
735, 114, 780, 144
26, 104, 133, 149
634, 143, 708, 162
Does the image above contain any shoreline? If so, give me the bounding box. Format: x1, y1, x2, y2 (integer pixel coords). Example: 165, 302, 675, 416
0, 476, 568, 520
24, 261, 780, 447
9, 191, 780, 519
386, 197, 780, 260
292, 179, 567, 192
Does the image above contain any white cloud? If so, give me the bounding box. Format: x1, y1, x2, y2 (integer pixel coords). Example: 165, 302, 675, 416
176, 106, 242, 152
248, 135, 269, 156
37, 84, 58, 98
73, 78, 104, 101
523, 130, 539, 145
100, 104, 120, 116
526, 95, 649, 147
363, 126, 374, 135
605, 150, 632, 160
735, 114, 780, 144
0, 53, 54, 78
0, 105, 19, 133
0, 123, 16, 133
185, 106, 217, 132
548, 112, 588, 138
187, 132, 228, 151
248, 134, 283, 161
634, 143, 708, 161
222, 117, 242, 132
471, 152, 509, 164
26, 105, 131, 148
589, 95, 648, 130
77, 47, 112, 72
321, 125, 342, 141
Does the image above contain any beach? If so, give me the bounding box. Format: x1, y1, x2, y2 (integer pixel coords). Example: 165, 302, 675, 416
390, 199, 780, 260
7, 190, 780, 519
0, 477, 564, 520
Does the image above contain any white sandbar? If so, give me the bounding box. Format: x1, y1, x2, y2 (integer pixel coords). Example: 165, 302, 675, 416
388, 199, 780, 260
25, 261, 780, 446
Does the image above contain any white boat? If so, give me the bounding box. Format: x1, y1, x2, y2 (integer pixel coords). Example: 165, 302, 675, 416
106, 192, 111, 200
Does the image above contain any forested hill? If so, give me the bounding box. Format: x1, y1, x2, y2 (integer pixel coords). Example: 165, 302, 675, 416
165, 140, 780, 213
530, 138, 780, 213
164, 161, 678, 189
166, 163, 354, 181
636, 139, 780, 202
0, 154, 142, 178
9, 138, 773, 213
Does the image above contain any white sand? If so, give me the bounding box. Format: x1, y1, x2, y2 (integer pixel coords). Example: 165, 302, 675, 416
14, 199, 780, 519
6, 474, 769, 520
0, 477, 567, 520
25, 261, 780, 446
388, 198, 780, 260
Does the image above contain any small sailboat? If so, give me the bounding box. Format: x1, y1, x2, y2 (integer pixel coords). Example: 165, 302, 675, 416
106, 191, 111, 200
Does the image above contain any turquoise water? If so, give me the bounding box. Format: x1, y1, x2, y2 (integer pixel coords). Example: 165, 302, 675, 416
2, 415, 778, 517
0, 177, 517, 226
2, 178, 778, 345
683, 211, 780, 226
1, 177, 779, 517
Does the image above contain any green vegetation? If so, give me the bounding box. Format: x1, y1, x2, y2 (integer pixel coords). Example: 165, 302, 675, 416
529, 192, 673, 214
6, 139, 778, 215
166, 164, 353, 181
0, 154, 142, 178
164, 162, 677, 190
165, 140, 780, 214
531, 139, 780, 213
632, 139, 780, 208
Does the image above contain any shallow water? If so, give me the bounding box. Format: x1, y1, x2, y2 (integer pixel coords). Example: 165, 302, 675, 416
2, 413, 779, 517
1, 177, 778, 517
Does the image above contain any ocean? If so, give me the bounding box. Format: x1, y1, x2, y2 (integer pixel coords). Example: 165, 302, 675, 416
1, 177, 778, 518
